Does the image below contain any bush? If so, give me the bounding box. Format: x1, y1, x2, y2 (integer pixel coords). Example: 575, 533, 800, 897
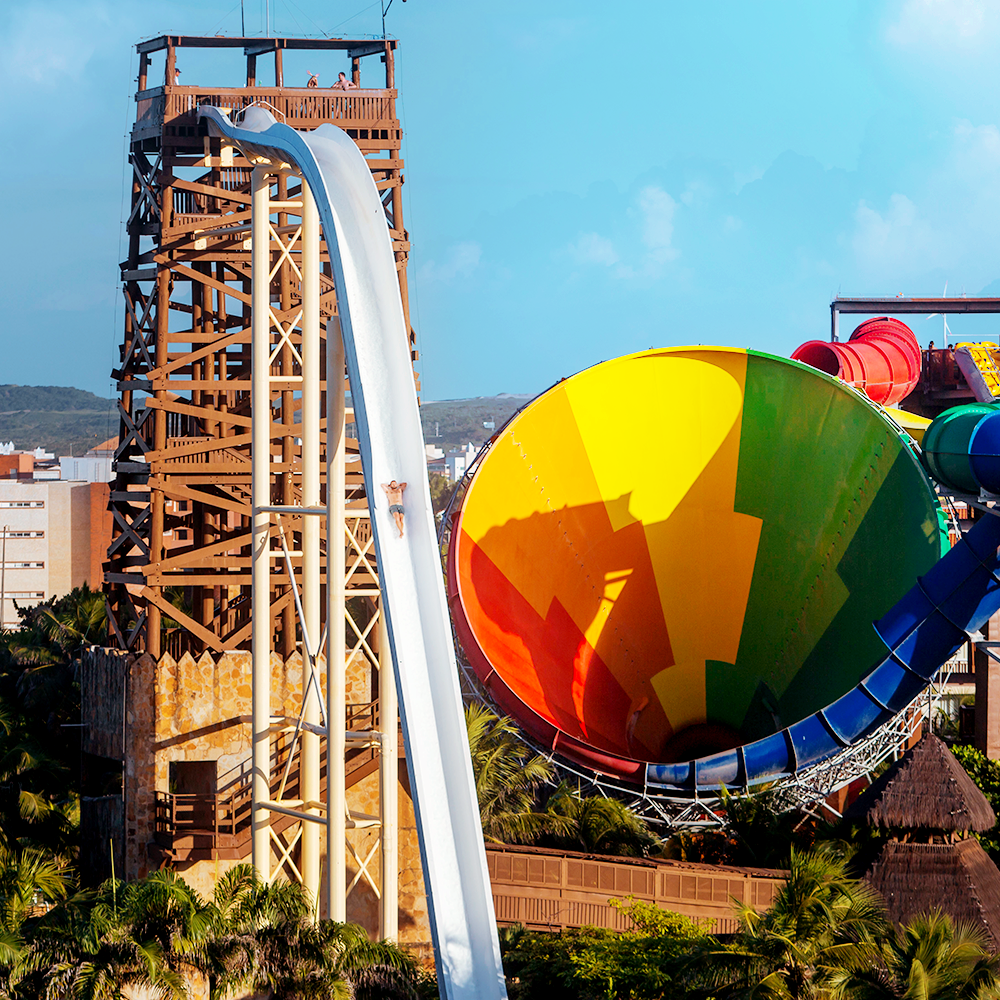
500, 899, 710, 999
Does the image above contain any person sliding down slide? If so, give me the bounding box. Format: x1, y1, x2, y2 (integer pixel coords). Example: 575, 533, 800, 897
382, 480, 407, 537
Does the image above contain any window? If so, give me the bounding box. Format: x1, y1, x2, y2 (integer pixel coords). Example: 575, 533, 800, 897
0, 531, 43, 539
0, 501, 44, 508
1, 562, 44, 569
175, 529, 189, 540
5, 592, 44, 599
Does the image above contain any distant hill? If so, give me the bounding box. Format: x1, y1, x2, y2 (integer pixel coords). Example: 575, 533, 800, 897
420, 393, 537, 453
0, 384, 540, 460
0, 385, 116, 456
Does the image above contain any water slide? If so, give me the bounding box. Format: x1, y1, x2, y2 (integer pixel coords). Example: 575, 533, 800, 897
199, 106, 505, 1000
448, 348, 1000, 790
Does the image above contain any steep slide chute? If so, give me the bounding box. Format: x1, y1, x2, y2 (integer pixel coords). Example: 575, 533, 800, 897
200, 106, 505, 1000
449, 348, 1000, 790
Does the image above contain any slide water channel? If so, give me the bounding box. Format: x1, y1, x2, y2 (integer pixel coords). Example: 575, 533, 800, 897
199, 106, 506, 1000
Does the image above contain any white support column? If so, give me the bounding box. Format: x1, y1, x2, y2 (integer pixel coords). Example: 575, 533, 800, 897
251, 164, 272, 882
378, 606, 398, 941
326, 318, 347, 921
300, 178, 322, 906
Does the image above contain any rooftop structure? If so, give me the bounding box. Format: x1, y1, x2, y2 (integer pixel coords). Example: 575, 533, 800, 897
850, 733, 1000, 948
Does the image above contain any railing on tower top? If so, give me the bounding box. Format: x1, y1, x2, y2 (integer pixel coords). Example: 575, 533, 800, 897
134, 86, 399, 140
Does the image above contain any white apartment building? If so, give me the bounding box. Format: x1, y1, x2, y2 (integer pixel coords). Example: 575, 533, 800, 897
445, 441, 480, 481
0, 479, 109, 628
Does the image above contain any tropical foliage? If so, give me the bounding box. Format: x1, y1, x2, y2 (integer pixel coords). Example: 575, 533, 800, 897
0, 587, 109, 859
501, 896, 709, 1000
465, 704, 655, 856
2, 863, 426, 1000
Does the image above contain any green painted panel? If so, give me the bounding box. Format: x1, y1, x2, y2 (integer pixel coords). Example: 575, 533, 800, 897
705, 351, 944, 733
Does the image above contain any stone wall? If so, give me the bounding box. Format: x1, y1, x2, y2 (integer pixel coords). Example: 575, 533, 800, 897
116, 646, 430, 953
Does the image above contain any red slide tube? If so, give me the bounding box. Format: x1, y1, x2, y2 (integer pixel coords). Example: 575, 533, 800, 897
791, 317, 921, 406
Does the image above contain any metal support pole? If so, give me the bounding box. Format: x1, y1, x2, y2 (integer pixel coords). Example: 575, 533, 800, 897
378, 606, 398, 941
300, 179, 322, 906
326, 318, 347, 921
251, 164, 272, 882
831, 303, 839, 343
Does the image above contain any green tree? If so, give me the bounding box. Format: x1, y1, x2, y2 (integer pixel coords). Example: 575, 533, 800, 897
15, 869, 211, 1000
465, 704, 561, 844
699, 846, 888, 999
831, 910, 1000, 1000
951, 744, 1000, 862
11, 866, 423, 1000
501, 900, 709, 999
541, 783, 655, 858
200, 864, 418, 1000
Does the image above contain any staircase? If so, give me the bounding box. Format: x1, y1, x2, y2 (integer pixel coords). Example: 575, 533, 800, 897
150, 702, 400, 862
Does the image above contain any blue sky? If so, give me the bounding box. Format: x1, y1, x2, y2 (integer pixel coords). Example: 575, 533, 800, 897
2, 0, 1000, 400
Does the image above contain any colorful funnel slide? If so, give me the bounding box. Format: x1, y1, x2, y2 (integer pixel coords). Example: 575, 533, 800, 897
792, 317, 921, 406
199, 106, 506, 1000
448, 347, 1000, 790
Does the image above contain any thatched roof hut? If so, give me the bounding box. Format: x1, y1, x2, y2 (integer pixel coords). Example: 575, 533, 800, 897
867, 839, 1000, 949
847, 733, 995, 833
849, 733, 1000, 950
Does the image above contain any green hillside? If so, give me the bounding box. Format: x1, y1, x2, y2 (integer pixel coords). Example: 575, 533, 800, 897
419, 393, 536, 453
0, 384, 539, 459
0, 385, 116, 456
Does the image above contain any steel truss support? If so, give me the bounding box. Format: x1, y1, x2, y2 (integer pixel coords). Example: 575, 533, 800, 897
249, 159, 397, 932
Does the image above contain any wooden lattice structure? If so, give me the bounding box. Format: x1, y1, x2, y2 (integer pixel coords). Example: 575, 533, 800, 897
106, 35, 415, 659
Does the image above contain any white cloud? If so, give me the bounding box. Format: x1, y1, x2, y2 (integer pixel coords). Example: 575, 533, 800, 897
417, 242, 482, 284
884, 0, 1000, 50
851, 193, 942, 277
567, 232, 619, 267
561, 186, 681, 280
680, 179, 712, 206
637, 185, 680, 265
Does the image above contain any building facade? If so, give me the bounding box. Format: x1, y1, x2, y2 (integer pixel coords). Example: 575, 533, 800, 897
0, 480, 111, 626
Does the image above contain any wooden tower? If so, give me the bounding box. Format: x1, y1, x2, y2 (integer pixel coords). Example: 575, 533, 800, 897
99, 36, 425, 938
106, 34, 415, 657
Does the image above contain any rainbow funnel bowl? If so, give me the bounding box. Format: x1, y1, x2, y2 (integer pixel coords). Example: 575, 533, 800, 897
447, 348, 949, 788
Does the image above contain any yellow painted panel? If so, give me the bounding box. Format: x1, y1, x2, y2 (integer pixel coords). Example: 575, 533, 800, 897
566, 350, 762, 730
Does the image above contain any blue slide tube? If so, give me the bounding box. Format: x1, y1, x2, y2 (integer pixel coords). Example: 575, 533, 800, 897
647, 512, 1000, 792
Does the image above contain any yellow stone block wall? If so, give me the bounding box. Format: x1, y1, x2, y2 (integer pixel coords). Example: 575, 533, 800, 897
124, 647, 431, 954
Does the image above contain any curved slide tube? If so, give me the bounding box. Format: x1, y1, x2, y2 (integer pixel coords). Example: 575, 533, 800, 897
923, 402, 1000, 495
200, 106, 505, 1000
792, 317, 921, 406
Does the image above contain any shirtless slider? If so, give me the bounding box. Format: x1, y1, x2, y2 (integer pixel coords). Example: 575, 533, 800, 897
382, 480, 407, 537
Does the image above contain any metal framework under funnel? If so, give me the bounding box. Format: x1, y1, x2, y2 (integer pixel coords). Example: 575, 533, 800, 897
249, 162, 397, 931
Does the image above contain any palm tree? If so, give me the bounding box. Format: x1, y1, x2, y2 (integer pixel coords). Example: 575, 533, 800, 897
831, 910, 1000, 1000
699, 846, 888, 999
465, 703, 560, 844
0, 847, 73, 995
201, 864, 418, 999
543, 782, 655, 857
15, 869, 211, 1000
0, 703, 75, 857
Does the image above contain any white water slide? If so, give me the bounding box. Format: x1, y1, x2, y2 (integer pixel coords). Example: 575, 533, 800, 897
200, 106, 506, 1000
